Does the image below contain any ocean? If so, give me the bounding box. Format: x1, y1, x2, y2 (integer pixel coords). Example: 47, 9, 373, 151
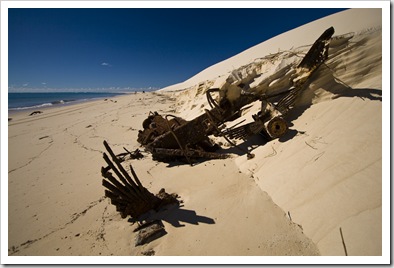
8, 92, 127, 111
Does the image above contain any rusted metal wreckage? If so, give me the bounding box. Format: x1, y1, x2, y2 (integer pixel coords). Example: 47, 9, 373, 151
101, 140, 179, 220
100, 27, 336, 246
101, 140, 179, 246
137, 27, 335, 164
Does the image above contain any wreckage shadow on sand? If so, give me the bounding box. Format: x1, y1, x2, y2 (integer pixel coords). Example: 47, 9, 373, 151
285, 66, 382, 124
217, 130, 299, 156
145, 204, 215, 228
128, 204, 215, 246
218, 135, 269, 157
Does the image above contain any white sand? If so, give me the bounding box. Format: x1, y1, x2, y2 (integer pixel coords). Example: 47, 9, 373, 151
160, 8, 383, 256
6, 7, 385, 263
7, 92, 318, 258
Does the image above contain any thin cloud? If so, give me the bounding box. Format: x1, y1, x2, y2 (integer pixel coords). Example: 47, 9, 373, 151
101, 62, 112, 67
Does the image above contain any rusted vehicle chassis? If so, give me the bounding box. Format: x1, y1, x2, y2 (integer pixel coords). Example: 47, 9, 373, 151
137, 27, 335, 164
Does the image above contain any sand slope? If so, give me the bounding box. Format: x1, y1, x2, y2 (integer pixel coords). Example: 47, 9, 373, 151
160, 8, 382, 256
161, 9, 382, 93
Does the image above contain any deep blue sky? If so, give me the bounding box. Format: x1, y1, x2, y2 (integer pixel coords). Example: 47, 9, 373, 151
8, 8, 346, 92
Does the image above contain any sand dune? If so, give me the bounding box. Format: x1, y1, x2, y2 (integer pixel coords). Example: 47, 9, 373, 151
6, 7, 385, 264
161, 9, 382, 93
160, 8, 383, 256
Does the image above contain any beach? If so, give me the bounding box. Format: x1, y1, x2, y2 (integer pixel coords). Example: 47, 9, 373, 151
8, 92, 319, 257
6, 7, 385, 262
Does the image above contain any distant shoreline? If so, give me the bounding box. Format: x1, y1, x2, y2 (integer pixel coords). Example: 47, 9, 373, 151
7, 91, 148, 117
7, 91, 139, 114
